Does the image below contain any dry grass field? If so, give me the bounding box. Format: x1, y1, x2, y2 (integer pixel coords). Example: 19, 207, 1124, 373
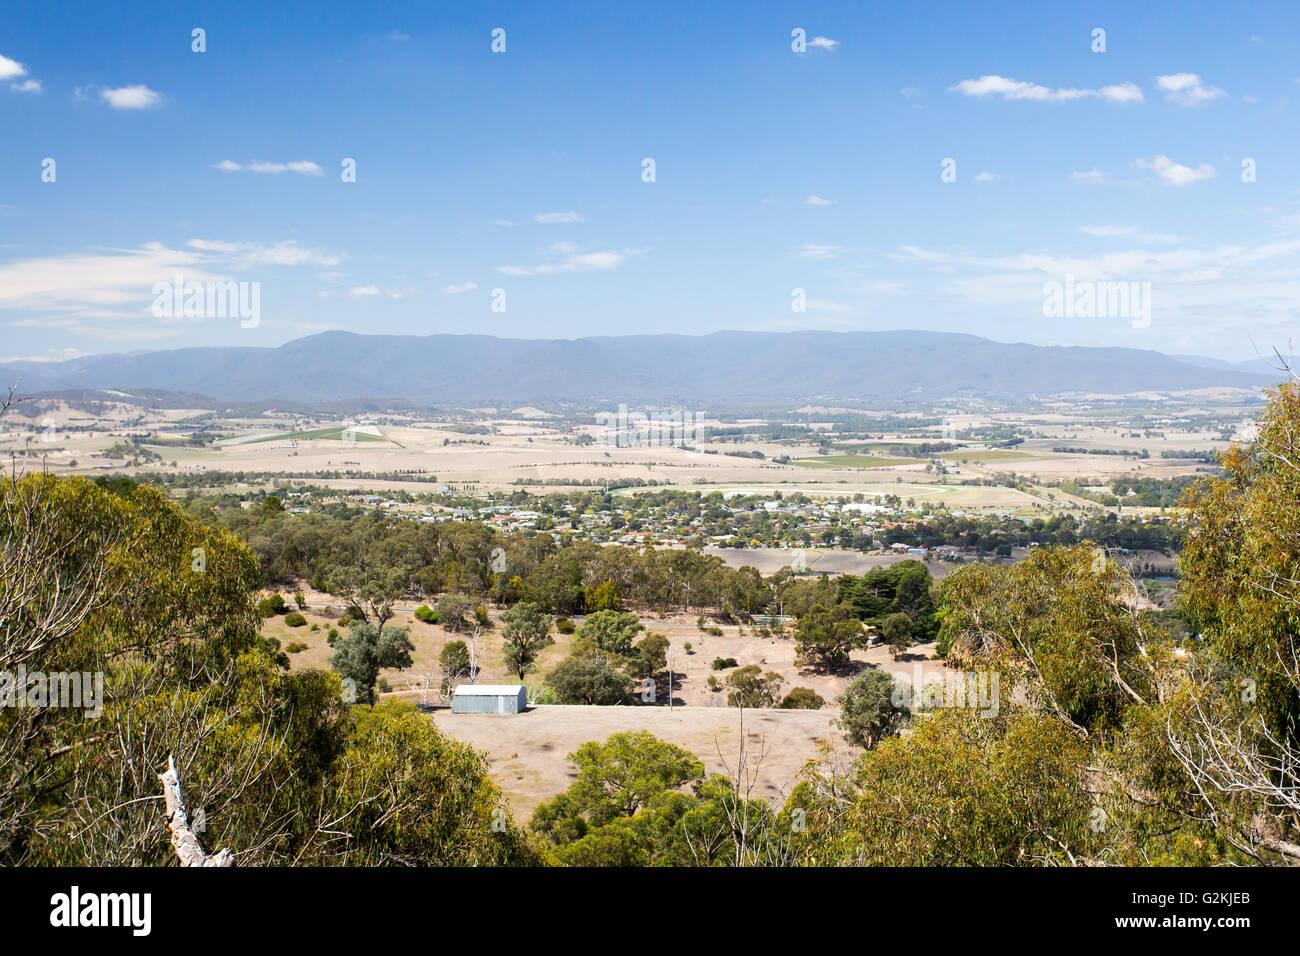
428, 704, 853, 819
262, 599, 947, 818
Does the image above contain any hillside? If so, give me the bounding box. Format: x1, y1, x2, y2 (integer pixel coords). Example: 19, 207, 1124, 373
1, 330, 1280, 405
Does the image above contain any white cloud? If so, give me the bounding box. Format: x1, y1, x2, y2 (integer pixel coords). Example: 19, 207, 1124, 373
496, 248, 632, 276
1136, 154, 1216, 187
1069, 168, 1107, 184
216, 160, 324, 176
0, 347, 89, 363
1079, 225, 1181, 243
99, 85, 162, 110
349, 286, 381, 298
797, 243, 841, 260
387, 30, 411, 41
804, 195, 834, 206
885, 238, 1300, 339
950, 75, 1143, 104
440, 281, 478, 294
569, 252, 623, 269
1098, 82, 1145, 103
807, 36, 839, 50
0, 239, 345, 332
898, 86, 923, 98
0, 53, 27, 80
972, 172, 1000, 182
534, 211, 585, 224
186, 239, 340, 267
1155, 73, 1226, 106
0, 243, 216, 314
1, 55, 42, 94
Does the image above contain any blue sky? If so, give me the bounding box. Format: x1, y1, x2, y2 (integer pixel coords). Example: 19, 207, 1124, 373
2, 0, 1298, 362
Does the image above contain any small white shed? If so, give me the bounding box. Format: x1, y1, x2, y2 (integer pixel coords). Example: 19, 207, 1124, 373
452, 684, 528, 714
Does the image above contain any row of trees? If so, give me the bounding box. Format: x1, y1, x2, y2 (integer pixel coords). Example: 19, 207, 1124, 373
205, 501, 777, 619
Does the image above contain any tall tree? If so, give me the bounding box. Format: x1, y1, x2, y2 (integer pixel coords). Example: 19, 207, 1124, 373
500, 601, 554, 679
329, 621, 415, 705
794, 602, 867, 671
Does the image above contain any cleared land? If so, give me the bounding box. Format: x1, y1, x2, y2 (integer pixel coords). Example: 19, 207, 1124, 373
429, 704, 854, 818
794, 454, 914, 468
265, 599, 945, 818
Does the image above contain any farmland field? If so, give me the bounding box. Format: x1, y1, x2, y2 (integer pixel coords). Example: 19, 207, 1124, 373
793, 454, 915, 468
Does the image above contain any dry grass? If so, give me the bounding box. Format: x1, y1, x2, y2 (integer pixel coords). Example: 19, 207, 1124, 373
266, 601, 949, 818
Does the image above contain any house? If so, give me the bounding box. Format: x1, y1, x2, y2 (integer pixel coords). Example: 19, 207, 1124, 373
452, 684, 528, 715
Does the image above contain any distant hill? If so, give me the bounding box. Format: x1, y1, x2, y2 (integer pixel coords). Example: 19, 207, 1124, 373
1170, 353, 1295, 378
0, 330, 1282, 406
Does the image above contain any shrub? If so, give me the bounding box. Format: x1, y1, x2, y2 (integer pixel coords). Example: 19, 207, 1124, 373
253, 634, 284, 665
436, 593, 473, 632
711, 657, 739, 671
256, 593, 288, 618
781, 687, 826, 710
414, 605, 438, 624
725, 665, 784, 708
546, 656, 633, 705
574, 610, 643, 657
284, 611, 307, 627
293, 591, 306, 610
628, 632, 669, 679
329, 622, 415, 706
837, 669, 909, 749
286, 641, 308, 654
555, 618, 576, 634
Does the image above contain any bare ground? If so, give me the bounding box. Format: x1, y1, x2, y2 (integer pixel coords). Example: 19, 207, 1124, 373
428, 703, 856, 820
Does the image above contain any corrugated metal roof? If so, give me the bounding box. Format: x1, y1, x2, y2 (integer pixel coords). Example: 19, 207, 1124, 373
453, 684, 526, 696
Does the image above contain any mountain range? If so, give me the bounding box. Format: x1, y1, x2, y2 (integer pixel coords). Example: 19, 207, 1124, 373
1, 330, 1285, 407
